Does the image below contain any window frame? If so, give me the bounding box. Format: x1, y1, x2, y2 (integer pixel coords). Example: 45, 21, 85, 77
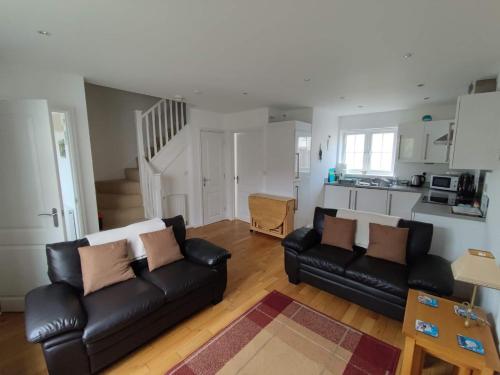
340, 127, 398, 177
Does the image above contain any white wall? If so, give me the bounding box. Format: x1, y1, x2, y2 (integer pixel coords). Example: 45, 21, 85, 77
0, 64, 98, 235
481, 170, 500, 346
85, 83, 160, 181
339, 103, 461, 179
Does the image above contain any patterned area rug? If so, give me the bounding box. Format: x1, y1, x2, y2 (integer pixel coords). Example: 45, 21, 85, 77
167, 291, 400, 375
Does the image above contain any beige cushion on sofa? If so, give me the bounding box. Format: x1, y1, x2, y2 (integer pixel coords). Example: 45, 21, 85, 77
139, 227, 183, 271
78, 239, 135, 296
366, 223, 409, 265
321, 215, 357, 251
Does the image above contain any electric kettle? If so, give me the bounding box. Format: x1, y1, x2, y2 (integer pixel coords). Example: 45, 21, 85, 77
410, 174, 426, 187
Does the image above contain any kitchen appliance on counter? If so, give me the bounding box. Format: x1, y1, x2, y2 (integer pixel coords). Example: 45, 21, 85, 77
410, 174, 426, 187
457, 172, 476, 199
430, 174, 459, 191
422, 190, 457, 206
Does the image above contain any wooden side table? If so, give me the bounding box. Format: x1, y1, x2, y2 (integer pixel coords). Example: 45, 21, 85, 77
401, 289, 500, 375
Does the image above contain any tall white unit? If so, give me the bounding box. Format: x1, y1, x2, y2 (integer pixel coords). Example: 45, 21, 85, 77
265, 121, 312, 228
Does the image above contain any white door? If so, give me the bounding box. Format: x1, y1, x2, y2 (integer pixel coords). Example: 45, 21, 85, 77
398, 122, 424, 162
201, 131, 226, 225
352, 188, 388, 214
423, 120, 452, 163
387, 191, 421, 219
235, 130, 264, 222
323, 185, 352, 209
0, 100, 65, 310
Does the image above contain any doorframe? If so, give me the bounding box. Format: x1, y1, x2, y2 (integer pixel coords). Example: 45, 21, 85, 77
48, 106, 87, 238
200, 129, 228, 225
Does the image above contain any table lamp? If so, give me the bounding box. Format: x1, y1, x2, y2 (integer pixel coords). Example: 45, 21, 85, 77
451, 249, 500, 327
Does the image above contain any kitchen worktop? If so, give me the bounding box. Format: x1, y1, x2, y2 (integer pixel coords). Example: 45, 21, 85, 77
324, 181, 428, 194
412, 200, 486, 222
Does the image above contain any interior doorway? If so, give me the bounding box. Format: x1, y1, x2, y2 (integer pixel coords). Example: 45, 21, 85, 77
51, 111, 82, 240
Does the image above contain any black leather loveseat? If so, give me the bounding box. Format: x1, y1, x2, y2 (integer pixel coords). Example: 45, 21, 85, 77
282, 207, 453, 320
25, 216, 230, 375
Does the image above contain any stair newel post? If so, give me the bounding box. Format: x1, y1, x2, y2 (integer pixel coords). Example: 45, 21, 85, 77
135, 110, 148, 218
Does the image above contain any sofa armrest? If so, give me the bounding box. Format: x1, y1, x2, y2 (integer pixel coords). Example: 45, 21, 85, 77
25, 283, 87, 343
282, 227, 320, 253
184, 238, 231, 267
408, 255, 454, 296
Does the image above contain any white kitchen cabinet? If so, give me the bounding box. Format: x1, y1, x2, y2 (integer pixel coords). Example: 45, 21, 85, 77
387, 191, 421, 219
352, 188, 388, 214
423, 120, 454, 163
398, 120, 453, 164
323, 185, 352, 209
398, 122, 425, 162
450, 91, 500, 170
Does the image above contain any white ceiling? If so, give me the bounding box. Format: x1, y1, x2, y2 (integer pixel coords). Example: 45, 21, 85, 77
1, 0, 500, 114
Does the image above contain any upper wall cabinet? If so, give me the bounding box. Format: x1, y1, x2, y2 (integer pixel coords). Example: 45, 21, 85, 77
398, 120, 453, 164
450, 91, 500, 170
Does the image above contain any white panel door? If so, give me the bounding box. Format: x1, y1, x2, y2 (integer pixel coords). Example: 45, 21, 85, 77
235, 130, 264, 222
0, 100, 65, 310
201, 131, 226, 225
352, 188, 388, 214
323, 185, 352, 209
387, 191, 421, 219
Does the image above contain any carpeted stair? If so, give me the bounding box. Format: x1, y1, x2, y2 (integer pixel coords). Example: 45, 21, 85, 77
95, 167, 144, 229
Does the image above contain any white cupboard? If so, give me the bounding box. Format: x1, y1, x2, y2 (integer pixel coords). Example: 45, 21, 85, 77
450, 91, 500, 170
387, 191, 421, 219
352, 188, 388, 214
265, 121, 312, 228
398, 120, 453, 164
323, 185, 421, 219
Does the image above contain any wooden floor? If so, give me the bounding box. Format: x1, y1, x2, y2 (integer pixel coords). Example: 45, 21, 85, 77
0, 219, 454, 375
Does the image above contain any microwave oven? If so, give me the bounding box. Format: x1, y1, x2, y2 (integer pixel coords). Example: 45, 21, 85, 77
430, 175, 459, 191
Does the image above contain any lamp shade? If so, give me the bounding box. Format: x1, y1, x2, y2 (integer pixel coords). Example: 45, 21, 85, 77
452, 249, 500, 290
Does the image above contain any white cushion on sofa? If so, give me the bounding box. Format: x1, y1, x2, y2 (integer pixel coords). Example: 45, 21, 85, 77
336, 209, 400, 248
86, 218, 166, 260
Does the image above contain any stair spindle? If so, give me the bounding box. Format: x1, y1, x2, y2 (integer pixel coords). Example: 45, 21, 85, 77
169, 99, 174, 139
146, 113, 151, 161
163, 99, 168, 147
158, 103, 163, 149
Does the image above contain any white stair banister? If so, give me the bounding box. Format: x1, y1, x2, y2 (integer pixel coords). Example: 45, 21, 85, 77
135, 98, 187, 219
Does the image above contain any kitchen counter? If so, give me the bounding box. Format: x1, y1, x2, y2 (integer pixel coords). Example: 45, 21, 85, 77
412, 200, 486, 222
324, 181, 428, 194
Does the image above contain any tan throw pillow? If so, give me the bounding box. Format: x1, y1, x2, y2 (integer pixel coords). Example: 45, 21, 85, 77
366, 223, 409, 265
321, 215, 356, 251
139, 227, 183, 271
78, 239, 135, 296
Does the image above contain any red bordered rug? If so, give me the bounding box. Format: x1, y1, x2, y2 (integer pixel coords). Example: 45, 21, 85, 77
167, 291, 400, 375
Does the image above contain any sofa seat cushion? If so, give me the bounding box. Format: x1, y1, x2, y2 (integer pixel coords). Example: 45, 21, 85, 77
82, 278, 164, 344
138, 260, 218, 302
345, 256, 409, 298
297, 245, 358, 275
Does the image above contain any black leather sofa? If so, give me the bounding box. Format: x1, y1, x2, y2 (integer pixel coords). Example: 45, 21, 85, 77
282, 207, 453, 321
25, 216, 230, 375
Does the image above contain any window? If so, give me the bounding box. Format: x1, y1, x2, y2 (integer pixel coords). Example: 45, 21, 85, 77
297, 135, 311, 173
341, 128, 396, 176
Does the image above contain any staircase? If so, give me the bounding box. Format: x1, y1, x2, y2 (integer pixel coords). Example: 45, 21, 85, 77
95, 167, 144, 229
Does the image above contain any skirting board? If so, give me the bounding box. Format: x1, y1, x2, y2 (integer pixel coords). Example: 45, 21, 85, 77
0, 296, 25, 312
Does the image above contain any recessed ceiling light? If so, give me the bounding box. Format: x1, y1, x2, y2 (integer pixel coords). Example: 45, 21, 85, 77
37, 30, 51, 36
403, 52, 413, 59
358, 105, 365, 108
304, 78, 311, 82
193, 89, 202, 94
242, 91, 248, 95
417, 83, 424, 87
424, 97, 430, 100
339, 96, 346, 100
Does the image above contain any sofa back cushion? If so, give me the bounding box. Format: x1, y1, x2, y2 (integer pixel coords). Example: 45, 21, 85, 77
140, 227, 183, 271
366, 223, 409, 265
321, 216, 356, 251
398, 219, 433, 264
78, 239, 136, 296
46, 238, 89, 290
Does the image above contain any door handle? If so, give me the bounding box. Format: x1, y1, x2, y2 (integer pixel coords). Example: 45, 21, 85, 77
398, 135, 402, 160
354, 190, 358, 210
348, 190, 352, 209
388, 193, 393, 215
38, 208, 59, 227
203, 177, 209, 187
424, 133, 429, 160
294, 185, 299, 211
